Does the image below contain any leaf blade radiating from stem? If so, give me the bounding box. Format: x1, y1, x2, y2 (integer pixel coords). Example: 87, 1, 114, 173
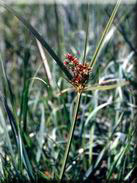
85, 80, 129, 91
90, 0, 122, 69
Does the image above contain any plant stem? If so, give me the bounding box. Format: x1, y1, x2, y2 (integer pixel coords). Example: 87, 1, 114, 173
59, 92, 81, 181
83, 3, 89, 64
54, 3, 65, 61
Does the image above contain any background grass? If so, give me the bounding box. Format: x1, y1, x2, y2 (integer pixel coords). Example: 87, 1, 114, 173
0, 3, 136, 182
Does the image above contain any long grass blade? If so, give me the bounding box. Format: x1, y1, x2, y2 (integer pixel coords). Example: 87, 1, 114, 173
2, 98, 34, 180
36, 104, 45, 163
31, 77, 49, 87
0, 54, 15, 106
22, 81, 30, 133
0, 1, 73, 80
89, 124, 95, 165
90, 0, 122, 68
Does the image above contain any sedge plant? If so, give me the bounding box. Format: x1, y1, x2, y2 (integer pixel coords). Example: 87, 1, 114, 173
0, 0, 134, 182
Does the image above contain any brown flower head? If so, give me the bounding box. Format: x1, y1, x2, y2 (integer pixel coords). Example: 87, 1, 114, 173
64, 53, 91, 92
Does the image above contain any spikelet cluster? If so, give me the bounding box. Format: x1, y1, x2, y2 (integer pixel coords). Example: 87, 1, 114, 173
64, 53, 91, 91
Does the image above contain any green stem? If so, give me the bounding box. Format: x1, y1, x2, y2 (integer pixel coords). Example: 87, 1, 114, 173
83, 3, 89, 64
59, 92, 81, 181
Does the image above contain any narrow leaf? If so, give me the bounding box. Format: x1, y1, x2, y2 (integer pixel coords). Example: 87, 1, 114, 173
2, 98, 34, 180
90, 0, 121, 68
83, 3, 89, 64
31, 77, 49, 87
85, 80, 129, 91
89, 124, 95, 165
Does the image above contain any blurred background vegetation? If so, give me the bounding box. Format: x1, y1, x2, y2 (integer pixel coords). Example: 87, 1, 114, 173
0, 2, 136, 182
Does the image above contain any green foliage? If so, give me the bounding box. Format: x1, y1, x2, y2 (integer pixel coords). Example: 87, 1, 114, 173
0, 1, 136, 183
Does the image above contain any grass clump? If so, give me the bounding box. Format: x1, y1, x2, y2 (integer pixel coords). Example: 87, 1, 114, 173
0, 1, 136, 182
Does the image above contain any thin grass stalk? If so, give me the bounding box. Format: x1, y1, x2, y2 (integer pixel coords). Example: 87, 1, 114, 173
90, 0, 121, 68
83, 3, 89, 64
22, 81, 30, 133
54, 4, 65, 89
59, 92, 81, 181
54, 4, 65, 61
